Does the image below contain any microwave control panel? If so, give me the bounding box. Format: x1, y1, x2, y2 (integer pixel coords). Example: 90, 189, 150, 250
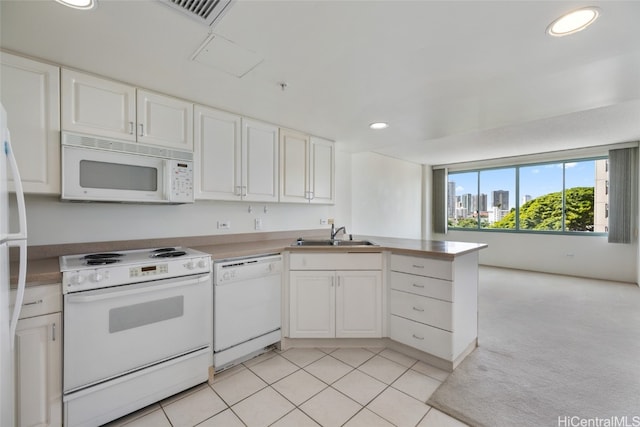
169, 160, 194, 203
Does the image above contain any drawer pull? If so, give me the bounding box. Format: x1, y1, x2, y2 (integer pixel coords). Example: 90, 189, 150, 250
412, 283, 425, 288
412, 264, 425, 269
412, 306, 424, 312
23, 299, 43, 306
412, 334, 425, 340
52, 323, 56, 341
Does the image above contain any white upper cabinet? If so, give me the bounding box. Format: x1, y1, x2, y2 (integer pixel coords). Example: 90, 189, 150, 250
309, 136, 335, 204
279, 128, 309, 203
195, 108, 278, 202
62, 69, 136, 141
280, 129, 334, 204
194, 105, 242, 200
136, 89, 193, 151
62, 69, 193, 151
242, 118, 279, 202
0, 51, 60, 194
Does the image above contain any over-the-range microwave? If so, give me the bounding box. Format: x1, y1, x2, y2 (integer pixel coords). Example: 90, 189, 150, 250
61, 132, 194, 204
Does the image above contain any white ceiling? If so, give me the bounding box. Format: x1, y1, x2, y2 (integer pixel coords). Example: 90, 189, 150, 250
1, 0, 639, 165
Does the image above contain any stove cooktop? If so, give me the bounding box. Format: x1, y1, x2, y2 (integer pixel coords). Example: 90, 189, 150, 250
59, 247, 207, 271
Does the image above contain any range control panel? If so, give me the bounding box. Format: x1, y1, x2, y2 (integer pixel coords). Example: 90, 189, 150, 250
130, 263, 169, 278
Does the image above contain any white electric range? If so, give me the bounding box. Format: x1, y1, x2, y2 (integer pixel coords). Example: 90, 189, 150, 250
59, 247, 212, 427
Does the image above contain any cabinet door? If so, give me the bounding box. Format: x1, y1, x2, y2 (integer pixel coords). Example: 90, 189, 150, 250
289, 271, 335, 338
15, 312, 62, 427
194, 105, 242, 200
279, 128, 310, 203
242, 118, 279, 202
336, 271, 382, 338
309, 137, 335, 204
61, 69, 136, 141
0, 52, 60, 194
137, 89, 193, 151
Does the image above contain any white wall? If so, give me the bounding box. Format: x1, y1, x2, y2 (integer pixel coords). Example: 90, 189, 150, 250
435, 230, 638, 283
12, 151, 352, 246
350, 152, 422, 238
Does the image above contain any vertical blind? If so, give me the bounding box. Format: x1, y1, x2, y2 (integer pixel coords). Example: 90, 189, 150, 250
608, 146, 639, 244
432, 168, 447, 234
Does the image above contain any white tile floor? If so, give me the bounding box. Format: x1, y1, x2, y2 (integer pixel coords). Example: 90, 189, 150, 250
105, 347, 468, 427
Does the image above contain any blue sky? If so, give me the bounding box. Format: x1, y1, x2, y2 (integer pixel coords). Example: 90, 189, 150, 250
449, 160, 597, 206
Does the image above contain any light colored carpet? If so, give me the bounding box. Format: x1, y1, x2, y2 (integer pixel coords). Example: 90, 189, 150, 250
428, 267, 640, 427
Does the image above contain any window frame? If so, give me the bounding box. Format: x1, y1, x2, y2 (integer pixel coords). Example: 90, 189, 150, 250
446, 156, 608, 236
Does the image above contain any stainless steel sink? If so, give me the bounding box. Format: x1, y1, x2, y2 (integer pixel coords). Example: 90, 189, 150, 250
334, 240, 377, 246
292, 239, 377, 247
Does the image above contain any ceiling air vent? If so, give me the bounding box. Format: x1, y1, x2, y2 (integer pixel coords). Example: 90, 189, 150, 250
158, 0, 235, 27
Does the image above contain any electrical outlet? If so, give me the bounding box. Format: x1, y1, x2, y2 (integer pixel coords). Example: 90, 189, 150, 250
217, 220, 231, 229
255, 218, 263, 230
320, 219, 328, 225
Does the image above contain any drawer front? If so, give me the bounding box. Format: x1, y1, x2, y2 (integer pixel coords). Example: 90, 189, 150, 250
389, 290, 452, 331
289, 253, 382, 270
390, 254, 452, 280
390, 271, 453, 302
389, 315, 453, 360
10, 283, 62, 319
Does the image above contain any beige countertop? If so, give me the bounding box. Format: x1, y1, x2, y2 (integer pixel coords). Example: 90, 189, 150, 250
10, 231, 487, 288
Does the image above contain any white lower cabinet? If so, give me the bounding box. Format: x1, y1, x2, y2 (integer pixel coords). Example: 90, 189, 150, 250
11, 283, 62, 427
389, 253, 478, 363
289, 270, 382, 338
288, 253, 382, 339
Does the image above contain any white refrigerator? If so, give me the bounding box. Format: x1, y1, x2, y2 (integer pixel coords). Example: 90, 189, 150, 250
1, 102, 28, 427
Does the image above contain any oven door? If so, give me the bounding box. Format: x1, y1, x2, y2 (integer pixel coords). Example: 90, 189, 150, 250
63, 273, 212, 393
62, 144, 169, 203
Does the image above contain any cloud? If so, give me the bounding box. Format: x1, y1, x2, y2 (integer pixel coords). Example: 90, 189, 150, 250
565, 162, 578, 168
456, 186, 464, 192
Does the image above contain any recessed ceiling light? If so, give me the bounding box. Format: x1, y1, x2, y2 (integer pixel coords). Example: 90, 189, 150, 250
547, 6, 600, 37
369, 122, 389, 130
55, 0, 96, 10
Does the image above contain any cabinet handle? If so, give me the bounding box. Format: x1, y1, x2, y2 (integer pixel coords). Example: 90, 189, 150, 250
337, 276, 340, 287
412, 334, 424, 340
309, 191, 314, 200
331, 277, 334, 287
139, 123, 144, 137
52, 323, 56, 341
412, 264, 425, 269
412, 283, 425, 289
234, 186, 248, 197
129, 121, 134, 134
23, 299, 43, 306
412, 306, 424, 312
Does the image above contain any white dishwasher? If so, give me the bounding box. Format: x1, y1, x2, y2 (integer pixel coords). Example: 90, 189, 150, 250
213, 254, 282, 370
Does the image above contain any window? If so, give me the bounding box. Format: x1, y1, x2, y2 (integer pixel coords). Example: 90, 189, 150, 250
447, 171, 478, 229
480, 168, 515, 230
447, 156, 608, 234
518, 163, 563, 231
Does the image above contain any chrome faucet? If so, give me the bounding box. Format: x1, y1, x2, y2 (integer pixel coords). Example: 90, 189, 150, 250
330, 224, 347, 241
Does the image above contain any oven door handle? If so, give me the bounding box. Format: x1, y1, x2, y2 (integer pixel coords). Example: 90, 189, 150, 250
65, 273, 211, 304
